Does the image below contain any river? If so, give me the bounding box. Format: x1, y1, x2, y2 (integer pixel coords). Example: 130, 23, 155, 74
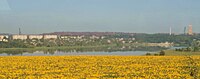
0, 46, 172, 56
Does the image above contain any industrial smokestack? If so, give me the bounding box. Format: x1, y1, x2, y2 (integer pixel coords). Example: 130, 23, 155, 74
19, 28, 21, 35
170, 27, 172, 35
184, 27, 186, 35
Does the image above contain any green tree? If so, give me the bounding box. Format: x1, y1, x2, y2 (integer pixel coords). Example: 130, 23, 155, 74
159, 50, 165, 56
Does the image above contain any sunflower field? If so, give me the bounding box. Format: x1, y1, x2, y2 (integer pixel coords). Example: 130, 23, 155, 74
0, 56, 199, 79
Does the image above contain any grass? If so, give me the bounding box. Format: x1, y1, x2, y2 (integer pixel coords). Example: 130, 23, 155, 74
162, 50, 200, 56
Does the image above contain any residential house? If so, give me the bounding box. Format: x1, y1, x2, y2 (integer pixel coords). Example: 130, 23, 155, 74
0, 35, 9, 42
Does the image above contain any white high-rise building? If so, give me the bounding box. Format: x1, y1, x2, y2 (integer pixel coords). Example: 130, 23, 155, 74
170, 27, 172, 35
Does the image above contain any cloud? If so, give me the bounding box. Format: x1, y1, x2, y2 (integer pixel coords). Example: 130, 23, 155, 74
0, 0, 11, 11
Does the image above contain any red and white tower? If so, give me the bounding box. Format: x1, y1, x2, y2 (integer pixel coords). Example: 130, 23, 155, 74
188, 25, 193, 35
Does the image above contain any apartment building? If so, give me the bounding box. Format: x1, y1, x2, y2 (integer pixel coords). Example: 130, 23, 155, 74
12, 35, 28, 40
43, 35, 57, 39
29, 35, 43, 39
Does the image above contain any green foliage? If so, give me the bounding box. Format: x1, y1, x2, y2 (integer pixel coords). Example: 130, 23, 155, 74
159, 50, 165, 56
146, 53, 151, 56
134, 34, 200, 46
0, 40, 33, 48
1, 34, 200, 49
154, 54, 159, 56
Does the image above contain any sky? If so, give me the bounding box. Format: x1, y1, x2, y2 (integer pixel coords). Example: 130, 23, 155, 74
0, 0, 200, 34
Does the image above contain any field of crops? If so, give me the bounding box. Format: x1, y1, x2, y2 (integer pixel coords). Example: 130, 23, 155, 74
0, 56, 199, 79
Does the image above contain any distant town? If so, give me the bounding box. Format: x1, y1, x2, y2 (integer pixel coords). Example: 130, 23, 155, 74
0, 25, 199, 48
0, 24, 197, 41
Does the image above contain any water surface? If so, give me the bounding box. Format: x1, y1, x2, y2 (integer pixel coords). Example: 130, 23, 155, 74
0, 51, 155, 56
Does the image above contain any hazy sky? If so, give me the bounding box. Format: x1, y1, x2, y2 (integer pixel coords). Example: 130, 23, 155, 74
0, 0, 200, 34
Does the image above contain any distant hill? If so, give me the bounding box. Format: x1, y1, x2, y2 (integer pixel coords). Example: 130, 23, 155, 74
0, 33, 10, 35
43, 32, 136, 36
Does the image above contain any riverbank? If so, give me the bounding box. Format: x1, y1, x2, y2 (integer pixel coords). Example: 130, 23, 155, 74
3, 46, 198, 56
0, 45, 167, 52
149, 49, 200, 56
0, 45, 169, 56
163, 50, 200, 56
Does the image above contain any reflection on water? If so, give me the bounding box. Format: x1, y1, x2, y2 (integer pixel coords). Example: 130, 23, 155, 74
1, 51, 154, 56
0, 46, 168, 56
